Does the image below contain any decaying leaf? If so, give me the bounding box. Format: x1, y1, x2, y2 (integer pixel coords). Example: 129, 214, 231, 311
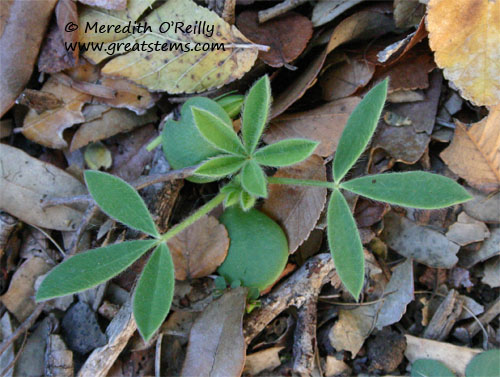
244, 346, 284, 375
482, 256, 500, 288
0, 312, 14, 377
393, 0, 425, 29
0, 257, 51, 322
463, 188, 500, 224
38, 23, 77, 73
427, 0, 500, 106
56, 0, 79, 61
78, 0, 126, 10
16, 89, 64, 114
21, 77, 91, 149
262, 156, 327, 253
87, 0, 258, 93
0, 144, 87, 231
70, 106, 158, 151
265, 97, 361, 157
321, 57, 375, 101
329, 305, 377, 357
311, 0, 364, 27
236, 11, 312, 68
446, 212, 490, 246
382, 212, 460, 268
168, 215, 229, 280
459, 228, 500, 269
375, 258, 414, 329
182, 288, 247, 377
0, 0, 58, 117
440, 105, 500, 193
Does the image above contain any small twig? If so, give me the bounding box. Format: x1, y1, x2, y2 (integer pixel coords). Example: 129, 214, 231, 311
42, 165, 199, 208
258, 0, 309, 23
67, 204, 98, 257
31, 224, 66, 258
0, 330, 28, 377
155, 334, 163, 377
225, 43, 270, 52
0, 303, 46, 356
293, 298, 318, 375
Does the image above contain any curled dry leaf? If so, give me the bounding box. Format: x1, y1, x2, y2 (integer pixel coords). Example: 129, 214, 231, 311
0, 257, 51, 322
0, 144, 87, 231
21, 77, 91, 149
382, 212, 460, 268
440, 105, 500, 193
262, 155, 327, 253
0, 0, 58, 116
182, 288, 247, 377
427, 0, 500, 106
236, 11, 313, 68
88, 0, 258, 93
167, 215, 229, 280
265, 97, 361, 157
70, 107, 158, 151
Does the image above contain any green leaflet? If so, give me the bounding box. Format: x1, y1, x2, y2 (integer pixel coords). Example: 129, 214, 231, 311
341, 172, 472, 209
217, 207, 288, 290
333, 79, 388, 182
85, 171, 159, 237
216, 94, 244, 119
194, 155, 245, 177
133, 242, 175, 341
254, 139, 319, 167
411, 359, 456, 377
192, 107, 246, 156
36, 240, 157, 301
162, 97, 232, 183
327, 189, 364, 300
241, 160, 268, 198
465, 350, 500, 377
242, 76, 271, 153
239, 190, 256, 211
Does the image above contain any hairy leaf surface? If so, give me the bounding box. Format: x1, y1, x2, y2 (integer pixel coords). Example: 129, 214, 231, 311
254, 139, 318, 167
242, 76, 271, 153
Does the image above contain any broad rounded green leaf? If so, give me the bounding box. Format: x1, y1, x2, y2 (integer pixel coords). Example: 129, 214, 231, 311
194, 155, 245, 178
36, 240, 157, 301
341, 172, 473, 209
218, 207, 288, 290
254, 139, 319, 167
241, 160, 268, 198
242, 76, 271, 153
333, 79, 388, 182
133, 243, 175, 341
192, 107, 246, 156
466, 349, 500, 377
85, 171, 159, 237
162, 97, 232, 184
411, 359, 456, 377
327, 189, 364, 300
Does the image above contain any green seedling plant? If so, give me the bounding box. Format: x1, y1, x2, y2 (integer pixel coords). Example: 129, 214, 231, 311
36, 75, 472, 342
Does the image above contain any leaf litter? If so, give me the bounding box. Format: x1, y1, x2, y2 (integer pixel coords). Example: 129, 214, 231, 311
1, 0, 499, 375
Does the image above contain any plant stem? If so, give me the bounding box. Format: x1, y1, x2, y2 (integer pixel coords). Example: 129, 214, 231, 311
160, 192, 226, 241
146, 136, 162, 151
268, 177, 335, 189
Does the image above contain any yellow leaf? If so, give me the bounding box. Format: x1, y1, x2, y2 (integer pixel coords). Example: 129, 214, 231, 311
426, 0, 500, 106
440, 105, 500, 193
95, 0, 258, 93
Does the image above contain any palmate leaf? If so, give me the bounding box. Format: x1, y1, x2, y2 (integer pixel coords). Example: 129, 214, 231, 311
194, 155, 246, 178
333, 79, 388, 182
36, 240, 157, 301
341, 172, 472, 209
254, 139, 319, 167
242, 76, 271, 153
85, 171, 159, 237
327, 189, 364, 300
133, 242, 175, 341
192, 107, 246, 156
241, 160, 268, 198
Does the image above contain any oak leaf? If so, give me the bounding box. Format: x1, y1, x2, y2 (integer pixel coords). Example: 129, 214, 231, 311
440, 105, 500, 193
426, 0, 500, 106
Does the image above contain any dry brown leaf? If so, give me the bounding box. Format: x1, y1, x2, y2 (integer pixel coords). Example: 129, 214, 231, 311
446, 212, 490, 246
440, 105, 500, 193
78, 0, 126, 10
70, 106, 158, 151
262, 155, 327, 253
459, 228, 500, 269
0, 0, 58, 116
482, 257, 500, 288
236, 11, 313, 68
265, 97, 361, 157
244, 346, 284, 375
167, 215, 229, 280
0, 144, 87, 231
56, 0, 79, 61
0, 257, 51, 322
38, 23, 77, 73
393, 0, 425, 29
21, 77, 91, 149
463, 188, 500, 224
16, 89, 64, 114
427, 0, 500, 106
321, 58, 375, 101
182, 288, 247, 377
311, 0, 364, 27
